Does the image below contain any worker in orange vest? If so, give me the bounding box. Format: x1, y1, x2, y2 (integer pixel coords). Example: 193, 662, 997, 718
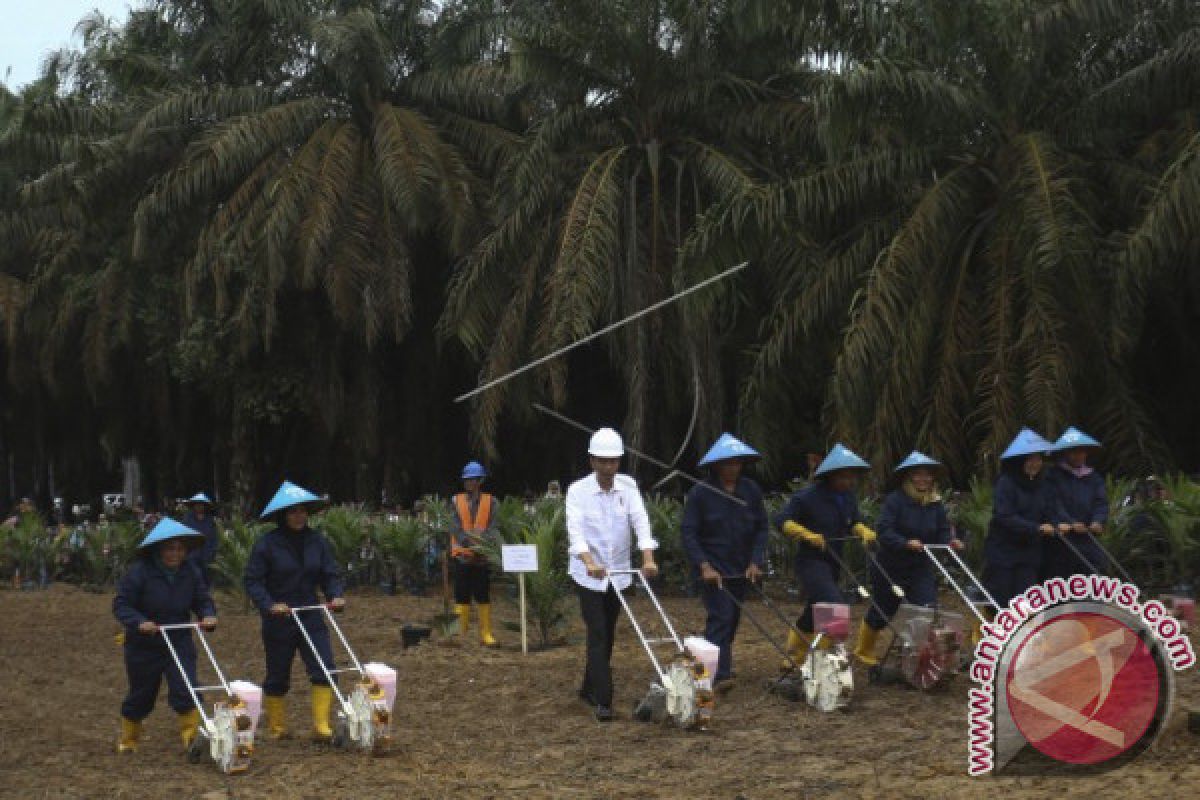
451, 461, 498, 645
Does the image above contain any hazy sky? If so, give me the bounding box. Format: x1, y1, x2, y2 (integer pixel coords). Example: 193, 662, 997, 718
2, 1, 143, 89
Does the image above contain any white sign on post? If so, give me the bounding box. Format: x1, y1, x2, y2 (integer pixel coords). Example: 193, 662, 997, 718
501, 544, 539, 655
501, 544, 539, 573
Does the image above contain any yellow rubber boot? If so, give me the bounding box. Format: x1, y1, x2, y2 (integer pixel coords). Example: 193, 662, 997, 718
178, 708, 201, 749
311, 685, 334, 741
116, 717, 141, 754
455, 603, 471, 636
852, 621, 881, 666
477, 603, 497, 646
263, 695, 288, 740
969, 615, 984, 647
781, 629, 810, 670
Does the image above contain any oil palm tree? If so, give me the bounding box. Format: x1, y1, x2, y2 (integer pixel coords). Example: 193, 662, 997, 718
728, 0, 1200, 480
440, 0, 824, 463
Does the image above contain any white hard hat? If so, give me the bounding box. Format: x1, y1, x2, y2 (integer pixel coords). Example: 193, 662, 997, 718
588, 427, 625, 458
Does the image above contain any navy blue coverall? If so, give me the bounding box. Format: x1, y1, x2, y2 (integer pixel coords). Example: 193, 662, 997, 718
183, 511, 218, 585
865, 489, 953, 629
1043, 465, 1109, 578
113, 558, 216, 720
244, 526, 344, 696
774, 484, 861, 632
984, 467, 1057, 608
681, 477, 769, 682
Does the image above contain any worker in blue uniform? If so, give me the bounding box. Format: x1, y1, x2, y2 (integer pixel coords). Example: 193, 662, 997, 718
113, 518, 218, 754
852, 451, 964, 665
774, 443, 877, 664
984, 428, 1059, 608
244, 481, 344, 741
681, 433, 769, 692
182, 492, 218, 585
1043, 426, 1109, 577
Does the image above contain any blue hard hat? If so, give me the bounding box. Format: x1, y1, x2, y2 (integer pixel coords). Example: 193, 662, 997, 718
698, 433, 761, 467
813, 442, 870, 478
138, 518, 204, 553
186, 492, 213, 504
260, 480, 323, 518
1049, 426, 1101, 453
999, 428, 1053, 460
895, 450, 942, 473
461, 461, 487, 480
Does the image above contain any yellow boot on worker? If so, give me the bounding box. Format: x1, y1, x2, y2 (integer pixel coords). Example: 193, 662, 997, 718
853, 620, 881, 666
968, 615, 984, 648
781, 629, 810, 670
455, 603, 471, 636
263, 694, 288, 740
477, 603, 497, 646
178, 708, 201, 749
116, 717, 141, 754
477, 603, 498, 646
311, 685, 334, 741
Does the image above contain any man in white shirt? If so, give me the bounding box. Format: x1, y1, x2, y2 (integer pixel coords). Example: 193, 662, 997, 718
566, 427, 658, 721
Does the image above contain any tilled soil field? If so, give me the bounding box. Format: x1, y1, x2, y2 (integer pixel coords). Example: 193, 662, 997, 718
0, 585, 1196, 799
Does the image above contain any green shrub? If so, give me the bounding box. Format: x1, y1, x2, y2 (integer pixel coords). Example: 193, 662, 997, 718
210, 515, 271, 610
374, 514, 431, 593
644, 495, 689, 592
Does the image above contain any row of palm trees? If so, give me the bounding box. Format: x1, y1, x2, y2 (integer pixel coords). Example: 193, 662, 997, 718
1, 0, 1198, 509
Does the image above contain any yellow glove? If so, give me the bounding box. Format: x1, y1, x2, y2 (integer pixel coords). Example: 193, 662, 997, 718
782, 520, 826, 550
853, 523, 878, 545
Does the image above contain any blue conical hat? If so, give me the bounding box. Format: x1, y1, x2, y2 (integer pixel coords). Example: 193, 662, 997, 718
999, 428, 1053, 460
260, 481, 323, 518
1049, 426, 1101, 453
813, 442, 870, 478
895, 451, 942, 473
698, 433, 762, 467
138, 518, 204, 553
186, 492, 213, 504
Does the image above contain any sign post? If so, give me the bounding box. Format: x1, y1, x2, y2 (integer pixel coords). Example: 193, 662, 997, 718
501, 544, 539, 655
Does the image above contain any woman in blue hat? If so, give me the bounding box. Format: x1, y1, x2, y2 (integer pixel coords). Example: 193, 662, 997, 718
244, 481, 344, 741
1043, 427, 1109, 578
681, 433, 769, 692
450, 461, 499, 645
852, 452, 964, 665
984, 429, 1059, 608
182, 493, 218, 585
113, 518, 218, 754
774, 443, 878, 664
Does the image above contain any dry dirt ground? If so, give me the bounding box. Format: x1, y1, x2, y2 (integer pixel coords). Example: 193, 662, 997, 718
0, 585, 1196, 799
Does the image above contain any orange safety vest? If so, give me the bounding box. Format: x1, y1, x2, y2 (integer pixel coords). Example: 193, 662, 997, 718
452, 493, 494, 554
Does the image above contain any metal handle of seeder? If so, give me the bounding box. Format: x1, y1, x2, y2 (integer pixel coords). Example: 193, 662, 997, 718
159, 622, 231, 731
1053, 530, 1102, 575
1052, 529, 1136, 586
820, 542, 906, 640
924, 544, 998, 624
607, 569, 684, 680
716, 577, 809, 671
290, 604, 365, 711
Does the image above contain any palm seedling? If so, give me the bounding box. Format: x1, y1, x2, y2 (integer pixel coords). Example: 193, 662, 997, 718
209, 515, 270, 611
477, 498, 569, 648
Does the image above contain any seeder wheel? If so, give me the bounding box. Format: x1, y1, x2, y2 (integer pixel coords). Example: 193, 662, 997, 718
663, 661, 698, 728
186, 736, 206, 764
331, 717, 350, 750
802, 648, 854, 712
